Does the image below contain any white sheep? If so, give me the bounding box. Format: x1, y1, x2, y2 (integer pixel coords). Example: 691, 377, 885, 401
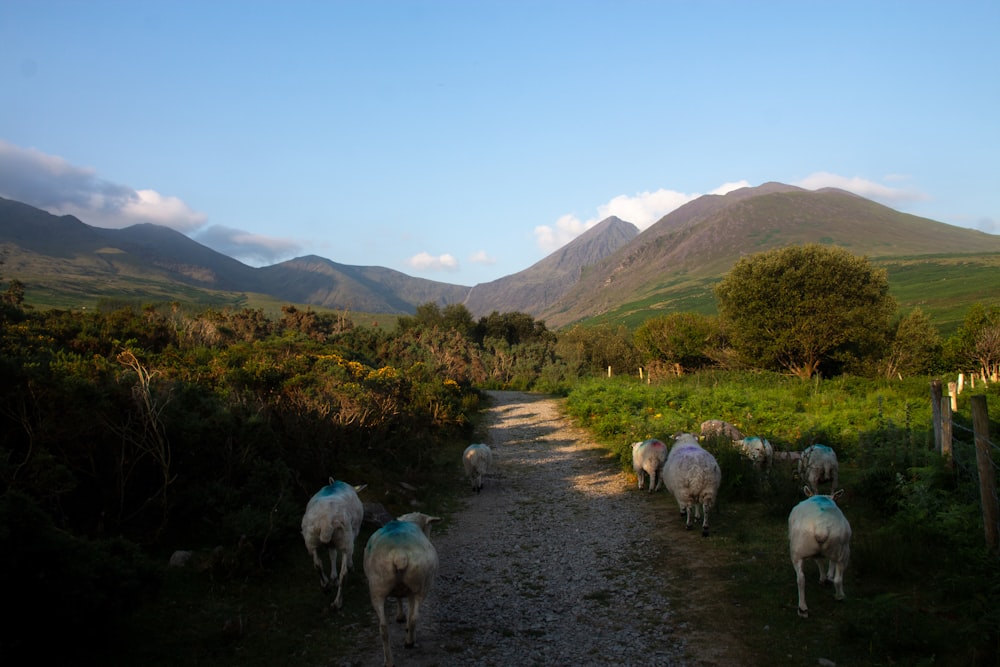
462, 443, 493, 493
788, 487, 851, 618
664, 433, 722, 537
699, 419, 744, 441
737, 436, 774, 470
631, 439, 668, 492
364, 511, 441, 667
798, 444, 839, 495
301, 478, 366, 610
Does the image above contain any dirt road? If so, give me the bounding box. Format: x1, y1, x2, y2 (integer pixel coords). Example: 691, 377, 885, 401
340, 390, 751, 666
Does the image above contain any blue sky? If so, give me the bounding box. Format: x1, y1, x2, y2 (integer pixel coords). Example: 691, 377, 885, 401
2, 1, 998, 286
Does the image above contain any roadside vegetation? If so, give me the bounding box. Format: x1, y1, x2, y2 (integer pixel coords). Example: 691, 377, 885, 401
1, 244, 999, 665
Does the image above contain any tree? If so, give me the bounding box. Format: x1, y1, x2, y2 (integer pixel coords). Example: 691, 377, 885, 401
880, 308, 942, 378
944, 303, 1000, 380
556, 324, 640, 377
714, 244, 896, 379
633, 312, 720, 373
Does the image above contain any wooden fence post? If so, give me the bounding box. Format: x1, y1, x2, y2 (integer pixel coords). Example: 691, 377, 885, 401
971, 395, 999, 553
931, 379, 943, 453
948, 382, 958, 412
941, 397, 953, 468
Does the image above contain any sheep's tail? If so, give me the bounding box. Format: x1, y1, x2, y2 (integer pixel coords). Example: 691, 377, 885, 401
813, 524, 832, 545
392, 552, 410, 573
320, 519, 344, 544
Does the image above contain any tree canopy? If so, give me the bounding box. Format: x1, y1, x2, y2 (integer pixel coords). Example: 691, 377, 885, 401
714, 244, 896, 379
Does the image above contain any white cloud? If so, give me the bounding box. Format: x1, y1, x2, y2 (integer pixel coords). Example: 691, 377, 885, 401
408, 252, 459, 272
469, 250, 495, 265
535, 181, 750, 252
194, 225, 302, 266
795, 172, 928, 204
0, 139, 207, 232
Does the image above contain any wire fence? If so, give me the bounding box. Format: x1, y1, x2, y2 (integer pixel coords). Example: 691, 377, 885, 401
940, 389, 998, 552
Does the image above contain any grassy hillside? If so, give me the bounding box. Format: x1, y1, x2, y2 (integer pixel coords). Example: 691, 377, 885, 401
578, 252, 1000, 334
540, 186, 1000, 328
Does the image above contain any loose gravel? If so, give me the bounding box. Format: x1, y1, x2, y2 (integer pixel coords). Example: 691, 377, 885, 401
336, 390, 748, 667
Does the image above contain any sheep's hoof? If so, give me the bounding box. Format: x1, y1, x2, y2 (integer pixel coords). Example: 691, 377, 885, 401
685, 524, 693, 531
404, 642, 416, 649
797, 607, 809, 618
701, 529, 710, 537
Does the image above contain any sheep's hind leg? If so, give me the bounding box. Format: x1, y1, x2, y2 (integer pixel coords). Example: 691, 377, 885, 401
372, 597, 394, 667
394, 597, 406, 623
793, 559, 809, 618
332, 548, 349, 609
311, 548, 331, 589
832, 561, 846, 601
404, 595, 422, 648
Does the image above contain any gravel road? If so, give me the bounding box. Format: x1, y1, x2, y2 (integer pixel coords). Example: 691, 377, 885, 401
338, 390, 749, 667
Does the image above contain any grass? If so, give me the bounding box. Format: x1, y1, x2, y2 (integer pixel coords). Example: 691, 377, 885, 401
567, 373, 1000, 666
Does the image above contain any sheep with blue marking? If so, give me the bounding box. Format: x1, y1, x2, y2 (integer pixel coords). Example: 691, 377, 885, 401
631, 439, 668, 492
737, 436, 774, 471
788, 486, 852, 618
462, 443, 493, 493
799, 444, 839, 495
664, 433, 722, 537
301, 478, 366, 609
364, 511, 441, 667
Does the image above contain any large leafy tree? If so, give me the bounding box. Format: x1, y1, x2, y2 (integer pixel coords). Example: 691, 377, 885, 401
714, 244, 896, 379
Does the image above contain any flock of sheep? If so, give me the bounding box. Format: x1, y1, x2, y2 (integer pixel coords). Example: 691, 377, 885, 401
639, 419, 851, 619
299, 421, 850, 665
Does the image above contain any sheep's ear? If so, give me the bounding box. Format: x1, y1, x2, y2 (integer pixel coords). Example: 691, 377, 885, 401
802, 485, 814, 497
328, 476, 335, 485
832, 489, 845, 502
354, 484, 368, 493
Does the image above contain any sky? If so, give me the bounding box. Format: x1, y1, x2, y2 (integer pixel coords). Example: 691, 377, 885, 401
1, 1, 998, 287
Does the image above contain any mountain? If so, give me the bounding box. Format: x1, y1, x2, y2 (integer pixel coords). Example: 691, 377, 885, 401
2, 186, 999, 331
0, 196, 635, 316
0, 196, 470, 312
256, 256, 470, 314
538, 183, 1000, 327
462, 216, 638, 316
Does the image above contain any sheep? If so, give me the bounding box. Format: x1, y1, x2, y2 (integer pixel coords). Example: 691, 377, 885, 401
798, 444, 839, 495
737, 436, 774, 470
699, 419, 744, 442
301, 478, 366, 610
788, 486, 851, 618
631, 438, 668, 492
663, 433, 722, 537
773, 450, 802, 463
364, 511, 441, 667
462, 443, 493, 493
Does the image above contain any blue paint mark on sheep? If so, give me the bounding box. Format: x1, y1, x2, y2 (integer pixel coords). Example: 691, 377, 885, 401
315, 480, 350, 498
810, 496, 836, 510
365, 520, 424, 554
